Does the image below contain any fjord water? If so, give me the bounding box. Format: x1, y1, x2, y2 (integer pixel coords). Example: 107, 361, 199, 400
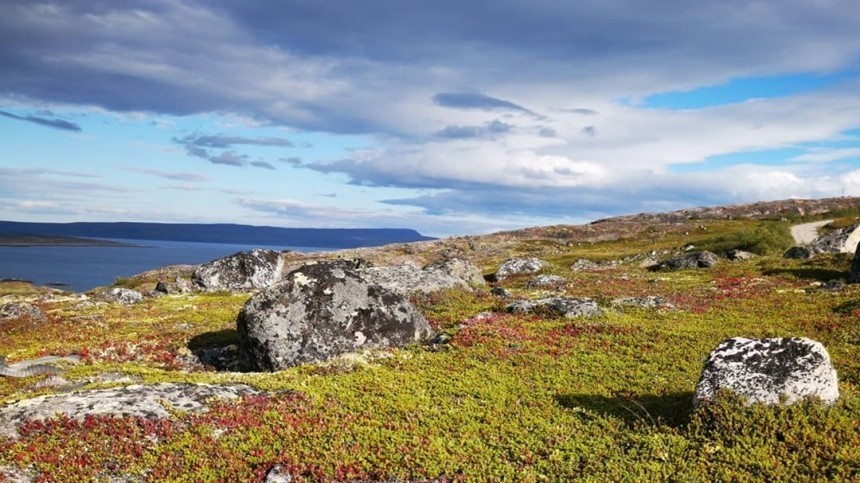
0, 239, 328, 293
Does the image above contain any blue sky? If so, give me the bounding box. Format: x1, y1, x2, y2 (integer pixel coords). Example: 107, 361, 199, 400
1, 1, 860, 237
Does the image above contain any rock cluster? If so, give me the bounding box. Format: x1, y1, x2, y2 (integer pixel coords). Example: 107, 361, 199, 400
611, 296, 675, 309
506, 297, 603, 318
810, 223, 860, 254
694, 337, 839, 407
237, 261, 434, 371
193, 249, 286, 291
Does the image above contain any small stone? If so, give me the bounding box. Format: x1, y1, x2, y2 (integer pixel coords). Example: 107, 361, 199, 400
570, 259, 600, 271
726, 249, 756, 261
658, 251, 718, 270
265, 463, 294, 483
783, 246, 814, 260
490, 287, 510, 298
95, 288, 143, 305
525, 274, 567, 288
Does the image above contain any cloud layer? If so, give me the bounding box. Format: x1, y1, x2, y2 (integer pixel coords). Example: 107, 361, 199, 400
1, 1, 859, 234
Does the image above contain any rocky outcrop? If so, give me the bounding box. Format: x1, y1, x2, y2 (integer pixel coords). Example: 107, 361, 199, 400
360, 258, 485, 295
95, 287, 143, 304
0, 383, 260, 439
237, 261, 434, 371
658, 251, 718, 270
525, 274, 567, 288
0, 302, 47, 325
811, 223, 860, 254
496, 258, 545, 280
783, 246, 814, 260
693, 337, 839, 407
192, 249, 286, 291
507, 297, 603, 318
849, 242, 860, 284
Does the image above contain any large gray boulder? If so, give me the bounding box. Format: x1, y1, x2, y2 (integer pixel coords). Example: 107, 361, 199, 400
658, 251, 718, 270
496, 257, 544, 280
694, 337, 839, 407
192, 249, 286, 291
237, 261, 434, 371
0, 383, 259, 440
360, 258, 485, 295
507, 297, 603, 318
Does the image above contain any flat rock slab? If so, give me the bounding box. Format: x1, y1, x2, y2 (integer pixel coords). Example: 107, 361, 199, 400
507, 297, 603, 318
694, 337, 839, 407
0, 383, 259, 440
360, 258, 485, 295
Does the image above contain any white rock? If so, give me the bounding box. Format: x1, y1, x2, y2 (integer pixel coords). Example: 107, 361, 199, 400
694, 337, 839, 407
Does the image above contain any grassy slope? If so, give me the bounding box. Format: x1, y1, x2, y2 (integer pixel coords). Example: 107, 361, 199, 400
0, 217, 858, 481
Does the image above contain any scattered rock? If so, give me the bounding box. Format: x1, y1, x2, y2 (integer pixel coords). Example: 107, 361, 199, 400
783, 246, 814, 260
154, 277, 193, 295
526, 274, 567, 288
192, 249, 286, 291
360, 258, 485, 295
822, 279, 845, 292
507, 297, 603, 318
95, 287, 143, 305
638, 257, 660, 269
569, 259, 600, 271
495, 258, 544, 280
490, 287, 510, 298
611, 296, 675, 309
0, 302, 47, 325
265, 464, 294, 483
693, 337, 839, 407
0, 383, 260, 439
726, 249, 756, 261
237, 261, 434, 371
658, 251, 718, 270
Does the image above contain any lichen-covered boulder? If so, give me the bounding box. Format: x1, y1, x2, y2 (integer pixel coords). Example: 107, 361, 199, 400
496, 258, 544, 280
726, 249, 756, 261
783, 246, 814, 260
237, 261, 434, 371
192, 249, 286, 291
95, 287, 143, 304
658, 251, 718, 270
507, 297, 603, 318
0, 302, 47, 325
360, 258, 485, 295
0, 383, 259, 440
694, 337, 839, 407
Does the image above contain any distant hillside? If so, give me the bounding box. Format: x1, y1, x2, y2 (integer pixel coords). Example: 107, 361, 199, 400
0, 222, 434, 249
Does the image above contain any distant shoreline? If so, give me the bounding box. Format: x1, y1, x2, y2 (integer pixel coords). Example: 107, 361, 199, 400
0, 234, 139, 247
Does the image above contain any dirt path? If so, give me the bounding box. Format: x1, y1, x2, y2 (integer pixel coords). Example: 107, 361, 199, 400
790, 219, 832, 245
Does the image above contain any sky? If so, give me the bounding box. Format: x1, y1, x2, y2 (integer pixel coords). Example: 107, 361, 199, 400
1, 1, 860, 237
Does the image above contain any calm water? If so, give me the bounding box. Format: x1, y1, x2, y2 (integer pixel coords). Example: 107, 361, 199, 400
0, 238, 328, 293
